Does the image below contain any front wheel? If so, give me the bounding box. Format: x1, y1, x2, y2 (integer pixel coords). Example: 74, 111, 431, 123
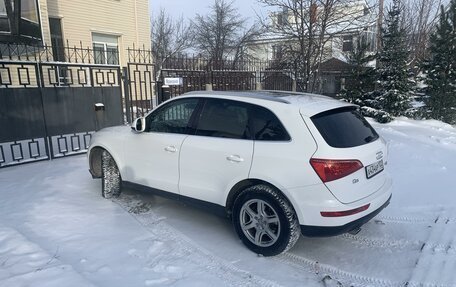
232, 184, 300, 256
101, 150, 121, 198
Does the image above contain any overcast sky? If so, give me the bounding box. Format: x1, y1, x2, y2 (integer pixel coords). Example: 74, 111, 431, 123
148, 0, 268, 23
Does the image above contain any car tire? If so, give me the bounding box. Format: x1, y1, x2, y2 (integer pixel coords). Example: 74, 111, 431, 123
232, 184, 300, 256
101, 150, 121, 198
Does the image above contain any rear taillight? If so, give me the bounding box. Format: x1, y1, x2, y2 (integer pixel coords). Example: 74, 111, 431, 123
310, 158, 363, 183
320, 204, 370, 217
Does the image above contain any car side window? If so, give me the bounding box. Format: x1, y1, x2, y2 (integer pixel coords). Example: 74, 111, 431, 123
195, 99, 251, 140
250, 105, 290, 141
147, 98, 199, 134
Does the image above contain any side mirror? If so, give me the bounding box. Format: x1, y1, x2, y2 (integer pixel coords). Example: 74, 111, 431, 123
131, 117, 146, 133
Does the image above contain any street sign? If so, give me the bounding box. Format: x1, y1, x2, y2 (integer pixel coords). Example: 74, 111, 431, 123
164, 77, 183, 86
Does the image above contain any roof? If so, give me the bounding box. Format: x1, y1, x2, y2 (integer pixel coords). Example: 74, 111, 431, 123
182, 90, 355, 117
320, 57, 353, 73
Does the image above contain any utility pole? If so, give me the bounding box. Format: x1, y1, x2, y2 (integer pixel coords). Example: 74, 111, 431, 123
377, 0, 384, 52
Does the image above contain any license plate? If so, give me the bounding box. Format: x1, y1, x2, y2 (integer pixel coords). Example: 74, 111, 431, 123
365, 160, 384, 179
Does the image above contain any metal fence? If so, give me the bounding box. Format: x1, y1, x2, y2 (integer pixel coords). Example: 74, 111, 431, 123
0, 43, 124, 168
124, 46, 156, 122
156, 55, 296, 99
0, 41, 118, 63
1, 43, 297, 168
260, 70, 294, 91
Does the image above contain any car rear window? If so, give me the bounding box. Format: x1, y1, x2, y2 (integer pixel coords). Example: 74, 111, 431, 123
311, 107, 379, 148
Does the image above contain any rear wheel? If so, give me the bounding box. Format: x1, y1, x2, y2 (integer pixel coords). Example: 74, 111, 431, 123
232, 184, 300, 256
101, 150, 121, 198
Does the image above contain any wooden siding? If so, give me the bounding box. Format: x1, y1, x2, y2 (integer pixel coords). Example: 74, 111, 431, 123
42, 0, 151, 65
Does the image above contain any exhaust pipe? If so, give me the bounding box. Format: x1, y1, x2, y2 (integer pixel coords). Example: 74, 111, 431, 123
348, 226, 361, 235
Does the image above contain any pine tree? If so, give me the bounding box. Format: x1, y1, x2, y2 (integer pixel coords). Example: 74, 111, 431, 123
341, 37, 376, 104
423, 0, 456, 124
376, 0, 412, 117
340, 37, 393, 123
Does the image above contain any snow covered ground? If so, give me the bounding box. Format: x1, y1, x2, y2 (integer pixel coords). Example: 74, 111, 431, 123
0, 117, 455, 287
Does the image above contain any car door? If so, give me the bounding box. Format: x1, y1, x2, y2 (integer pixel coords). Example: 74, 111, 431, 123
124, 98, 200, 194
179, 98, 254, 206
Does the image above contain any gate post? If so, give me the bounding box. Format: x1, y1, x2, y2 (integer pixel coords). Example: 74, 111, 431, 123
156, 80, 163, 104
36, 62, 52, 161
122, 67, 132, 123
162, 84, 171, 102
206, 69, 213, 91
292, 80, 297, 92
94, 103, 105, 131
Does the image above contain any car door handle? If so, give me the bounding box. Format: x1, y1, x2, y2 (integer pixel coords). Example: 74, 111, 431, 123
226, 155, 244, 163
164, 146, 177, 153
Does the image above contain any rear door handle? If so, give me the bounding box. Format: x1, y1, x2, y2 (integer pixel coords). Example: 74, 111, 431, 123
164, 146, 177, 153
226, 155, 244, 163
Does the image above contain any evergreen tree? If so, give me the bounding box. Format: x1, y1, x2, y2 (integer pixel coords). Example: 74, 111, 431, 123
340, 37, 393, 123
376, 0, 412, 117
423, 0, 456, 124
341, 37, 376, 104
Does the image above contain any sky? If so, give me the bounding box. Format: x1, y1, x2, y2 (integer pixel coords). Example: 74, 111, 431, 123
148, 0, 269, 23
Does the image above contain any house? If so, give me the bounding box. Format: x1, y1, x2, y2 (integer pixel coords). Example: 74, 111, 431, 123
247, 1, 376, 61
244, 0, 377, 95
0, 0, 151, 66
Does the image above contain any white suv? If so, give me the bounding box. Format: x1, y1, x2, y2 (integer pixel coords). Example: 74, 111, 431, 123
88, 91, 392, 256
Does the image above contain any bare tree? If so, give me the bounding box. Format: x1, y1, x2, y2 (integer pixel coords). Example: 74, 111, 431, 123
399, 0, 443, 69
255, 0, 377, 92
151, 8, 192, 68
191, 0, 262, 68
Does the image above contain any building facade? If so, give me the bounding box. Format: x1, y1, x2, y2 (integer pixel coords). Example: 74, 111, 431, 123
246, 0, 376, 62
45, 0, 150, 66
243, 1, 377, 96
1, 0, 151, 66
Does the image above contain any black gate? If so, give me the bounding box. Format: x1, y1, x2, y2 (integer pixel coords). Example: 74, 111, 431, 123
261, 70, 294, 91
125, 62, 156, 121
1, 46, 298, 168
158, 69, 256, 99
0, 59, 123, 168
211, 70, 256, 91
124, 47, 157, 121
160, 69, 206, 99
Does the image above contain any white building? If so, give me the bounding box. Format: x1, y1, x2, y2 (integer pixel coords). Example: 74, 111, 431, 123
246, 0, 377, 63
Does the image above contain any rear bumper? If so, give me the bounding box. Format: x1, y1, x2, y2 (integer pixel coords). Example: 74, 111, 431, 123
300, 194, 391, 237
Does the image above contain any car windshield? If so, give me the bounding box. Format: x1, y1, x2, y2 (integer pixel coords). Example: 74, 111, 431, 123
311, 107, 379, 148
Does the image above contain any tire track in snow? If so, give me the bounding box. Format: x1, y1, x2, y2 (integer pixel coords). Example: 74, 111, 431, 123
276, 252, 406, 287
115, 192, 456, 286
376, 215, 434, 224
277, 212, 456, 287
340, 215, 456, 255
113, 197, 283, 287
375, 205, 456, 225
376, 215, 456, 226
340, 233, 421, 250
405, 210, 456, 286
278, 251, 456, 287
341, 233, 456, 255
